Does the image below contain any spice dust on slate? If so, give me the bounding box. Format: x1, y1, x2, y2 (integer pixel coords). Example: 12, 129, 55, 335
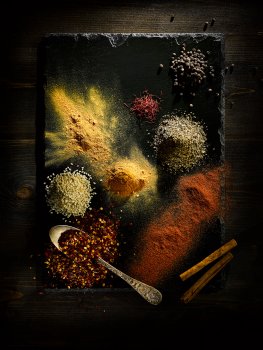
128, 166, 224, 287
46, 87, 113, 173
46, 86, 159, 208
44, 210, 120, 288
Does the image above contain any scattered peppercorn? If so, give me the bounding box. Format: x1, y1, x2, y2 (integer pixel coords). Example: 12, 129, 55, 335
169, 44, 214, 96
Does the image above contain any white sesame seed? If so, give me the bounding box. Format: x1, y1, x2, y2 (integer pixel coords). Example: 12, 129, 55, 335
45, 168, 94, 218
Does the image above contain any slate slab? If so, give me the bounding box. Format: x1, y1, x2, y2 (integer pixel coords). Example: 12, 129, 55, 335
38, 33, 225, 292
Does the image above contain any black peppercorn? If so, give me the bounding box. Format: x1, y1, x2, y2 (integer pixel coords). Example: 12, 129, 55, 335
203, 22, 208, 31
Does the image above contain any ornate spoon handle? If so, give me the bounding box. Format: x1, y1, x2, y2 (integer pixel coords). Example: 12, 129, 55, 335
97, 256, 162, 305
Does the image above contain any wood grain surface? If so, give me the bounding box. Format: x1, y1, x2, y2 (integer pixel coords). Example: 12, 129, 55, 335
0, 0, 263, 348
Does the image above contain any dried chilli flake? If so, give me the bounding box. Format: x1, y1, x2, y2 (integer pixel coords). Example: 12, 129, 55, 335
44, 210, 120, 288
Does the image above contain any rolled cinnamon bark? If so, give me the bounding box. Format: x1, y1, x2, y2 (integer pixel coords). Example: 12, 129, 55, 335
180, 239, 237, 281
181, 252, 233, 304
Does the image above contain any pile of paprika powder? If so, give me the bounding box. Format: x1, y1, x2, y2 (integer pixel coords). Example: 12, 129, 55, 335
127, 166, 224, 286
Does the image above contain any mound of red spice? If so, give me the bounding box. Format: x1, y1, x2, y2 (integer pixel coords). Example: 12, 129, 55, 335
129, 90, 160, 122
127, 167, 224, 286
44, 210, 120, 288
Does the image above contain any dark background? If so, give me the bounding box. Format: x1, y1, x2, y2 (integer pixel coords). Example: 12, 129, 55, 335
0, 0, 262, 348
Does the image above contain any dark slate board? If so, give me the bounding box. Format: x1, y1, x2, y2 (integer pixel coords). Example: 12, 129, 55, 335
38, 33, 224, 292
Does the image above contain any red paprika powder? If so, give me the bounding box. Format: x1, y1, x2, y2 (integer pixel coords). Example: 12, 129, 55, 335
128, 166, 224, 286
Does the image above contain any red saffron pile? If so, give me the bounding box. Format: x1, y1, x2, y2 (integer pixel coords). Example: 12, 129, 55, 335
127, 167, 224, 286
129, 90, 160, 122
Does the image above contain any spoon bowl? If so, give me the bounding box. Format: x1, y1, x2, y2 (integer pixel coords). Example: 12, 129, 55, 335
49, 225, 162, 305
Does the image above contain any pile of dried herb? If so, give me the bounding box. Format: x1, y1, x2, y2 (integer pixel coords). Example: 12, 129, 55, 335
153, 112, 207, 173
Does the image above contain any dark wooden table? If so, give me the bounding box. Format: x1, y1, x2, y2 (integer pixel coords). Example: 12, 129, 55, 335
1, 1, 263, 348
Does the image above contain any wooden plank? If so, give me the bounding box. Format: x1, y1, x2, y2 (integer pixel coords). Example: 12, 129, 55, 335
0, 89, 37, 138
0, 0, 263, 346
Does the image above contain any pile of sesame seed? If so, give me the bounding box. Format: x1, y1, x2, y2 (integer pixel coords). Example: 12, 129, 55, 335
45, 166, 94, 218
169, 44, 214, 95
153, 112, 207, 173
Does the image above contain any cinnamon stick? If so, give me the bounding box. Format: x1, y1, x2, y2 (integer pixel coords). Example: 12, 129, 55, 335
179, 239, 237, 281
180, 252, 233, 304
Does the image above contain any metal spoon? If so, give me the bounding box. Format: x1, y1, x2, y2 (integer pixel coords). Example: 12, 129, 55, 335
49, 225, 162, 305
